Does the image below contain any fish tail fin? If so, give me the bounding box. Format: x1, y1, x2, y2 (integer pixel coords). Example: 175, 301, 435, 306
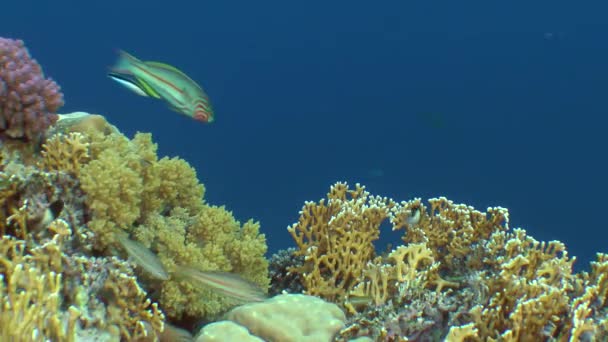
109, 49, 142, 75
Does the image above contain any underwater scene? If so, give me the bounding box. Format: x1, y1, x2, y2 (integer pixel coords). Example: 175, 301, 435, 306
1, 1, 607, 341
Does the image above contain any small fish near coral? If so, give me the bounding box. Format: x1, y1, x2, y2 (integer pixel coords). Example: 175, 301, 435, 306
108, 50, 214, 123
173, 266, 268, 304
114, 233, 267, 304
114, 232, 170, 281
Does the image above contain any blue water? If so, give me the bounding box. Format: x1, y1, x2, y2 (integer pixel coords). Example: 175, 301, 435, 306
5, 1, 607, 270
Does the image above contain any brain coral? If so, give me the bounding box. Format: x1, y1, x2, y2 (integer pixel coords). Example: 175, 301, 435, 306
0, 38, 63, 141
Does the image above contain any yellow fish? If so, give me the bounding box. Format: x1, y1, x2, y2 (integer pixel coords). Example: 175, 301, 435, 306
108, 50, 214, 123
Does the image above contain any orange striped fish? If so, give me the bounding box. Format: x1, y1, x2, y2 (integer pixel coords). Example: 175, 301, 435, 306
173, 266, 267, 303
108, 50, 215, 123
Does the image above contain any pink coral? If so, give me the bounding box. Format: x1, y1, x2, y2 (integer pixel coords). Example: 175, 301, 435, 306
0, 37, 63, 141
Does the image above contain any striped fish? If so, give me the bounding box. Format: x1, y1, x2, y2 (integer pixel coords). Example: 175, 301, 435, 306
173, 266, 267, 303
115, 233, 170, 281
108, 50, 214, 123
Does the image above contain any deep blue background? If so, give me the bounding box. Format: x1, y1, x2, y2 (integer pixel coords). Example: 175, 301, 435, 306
5, 1, 607, 270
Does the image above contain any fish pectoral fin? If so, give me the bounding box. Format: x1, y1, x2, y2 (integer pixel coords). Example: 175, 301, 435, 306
108, 73, 150, 97
134, 78, 163, 99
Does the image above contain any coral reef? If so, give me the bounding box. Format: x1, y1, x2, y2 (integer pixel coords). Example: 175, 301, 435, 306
77, 129, 269, 321
0, 233, 79, 342
3, 36, 608, 342
0, 219, 164, 341
287, 182, 608, 341
287, 183, 394, 302
0, 39, 269, 334
0, 134, 165, 341
0, 37, 63, 141
0, 117, 271, 339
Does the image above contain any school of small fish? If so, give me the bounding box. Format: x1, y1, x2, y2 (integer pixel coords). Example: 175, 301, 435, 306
108, 50, 215, 123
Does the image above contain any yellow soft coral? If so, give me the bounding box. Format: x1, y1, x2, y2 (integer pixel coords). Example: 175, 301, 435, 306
139, 206, 269, 320
154, 157, 205, 214
79, 131, 204, 250
77, 128, 268, 321
80, 146, 143, 248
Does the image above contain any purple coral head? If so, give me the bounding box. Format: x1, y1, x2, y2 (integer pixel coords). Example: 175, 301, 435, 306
0, 37, 64, 141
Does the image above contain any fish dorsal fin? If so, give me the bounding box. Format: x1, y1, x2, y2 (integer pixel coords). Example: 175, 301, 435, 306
145, 61, 188, 76
144, 61, 204, 91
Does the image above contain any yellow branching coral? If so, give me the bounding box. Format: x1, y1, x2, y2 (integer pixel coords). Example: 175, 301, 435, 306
567, 253, 608, 340
0, 215, 166, 341
295, 183, 608, 341
462, 228, 575, 340
40, 132, 89, 175
388, 244, 435, 283
345, 243, 441, 312
289, 182, 479, 306
392, 196, 509, 272
0, 236, 80, 341
104, 263, 165, 340
288, 182, 395, 302
6, 199, 29, 239
445, 323, 478, 341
